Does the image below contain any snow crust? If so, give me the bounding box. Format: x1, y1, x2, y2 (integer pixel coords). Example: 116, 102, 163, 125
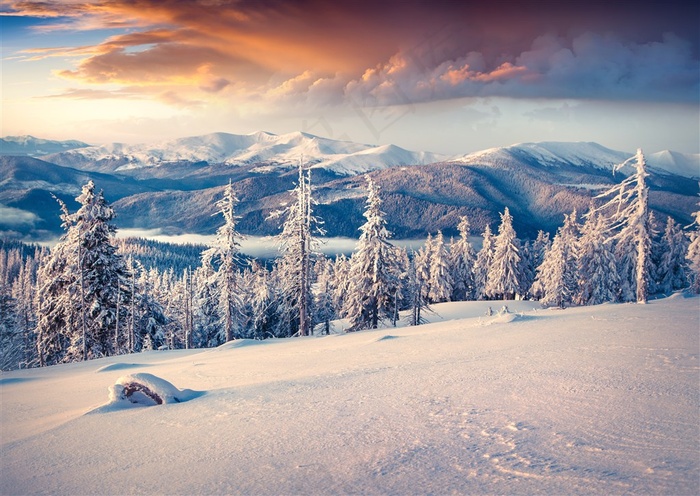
1, 296, 698, 495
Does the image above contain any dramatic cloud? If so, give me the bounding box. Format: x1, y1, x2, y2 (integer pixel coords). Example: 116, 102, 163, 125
2, 0, 697, 153
5, 0, 697, 107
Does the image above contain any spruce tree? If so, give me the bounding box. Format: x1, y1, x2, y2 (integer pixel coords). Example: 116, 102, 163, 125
343, 177, 401, 331
576, 212, 619, 305
594, 149, 652, 303
202, 180, 246, 341
36, 181, 129, 364
449, 216, 477, 301
312, 256, 336, 335
271, 163, 324, 336
474, 224, 495, 299
532, 231, 574, 308
656, 216, 689, 294
428, 230, 453, 303
686, 209, 700, 294
485, 207, 523, 300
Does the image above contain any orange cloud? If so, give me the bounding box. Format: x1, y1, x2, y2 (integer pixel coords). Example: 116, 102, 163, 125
4, 0, 697, 110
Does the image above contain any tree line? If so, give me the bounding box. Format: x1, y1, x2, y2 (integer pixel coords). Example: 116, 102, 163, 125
1, 150, 698, 369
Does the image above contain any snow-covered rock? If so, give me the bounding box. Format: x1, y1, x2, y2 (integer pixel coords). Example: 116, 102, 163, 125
106, 372, 201, 407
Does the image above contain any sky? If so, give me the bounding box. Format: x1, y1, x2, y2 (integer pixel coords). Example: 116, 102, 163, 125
1, 0, 698, 155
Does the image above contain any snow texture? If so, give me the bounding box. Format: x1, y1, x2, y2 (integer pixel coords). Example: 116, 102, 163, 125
1, 296, 698, 495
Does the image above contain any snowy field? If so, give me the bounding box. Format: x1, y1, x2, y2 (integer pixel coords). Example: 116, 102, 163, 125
1, 296, 698, 495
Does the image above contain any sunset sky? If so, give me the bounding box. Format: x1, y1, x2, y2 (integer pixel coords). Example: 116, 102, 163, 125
1, 0, 698, 154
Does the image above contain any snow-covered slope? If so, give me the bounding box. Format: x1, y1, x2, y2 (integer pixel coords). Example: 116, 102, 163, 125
453, 141, 632, 170
646, 150, 700, 179
1, 296, 698, 495
0, 135, 90, 156
43, 131, 448, 176
451, 141, 700, 178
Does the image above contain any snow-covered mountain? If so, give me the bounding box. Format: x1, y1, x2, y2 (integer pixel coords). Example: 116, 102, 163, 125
450, 141, 700, 179
42, 131, 448, 176
0, 136, 90, 157
646, 150, 700, 179
1, 134, 698, 240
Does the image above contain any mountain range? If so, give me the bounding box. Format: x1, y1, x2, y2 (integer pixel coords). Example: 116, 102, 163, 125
1, 131, 698, 242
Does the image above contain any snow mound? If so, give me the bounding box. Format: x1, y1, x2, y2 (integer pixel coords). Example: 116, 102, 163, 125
372, 334, 400, 342
96, 373, 202, 411
481, 311, 536, 326
213, 339, 266, 351
95, 362, 150, 373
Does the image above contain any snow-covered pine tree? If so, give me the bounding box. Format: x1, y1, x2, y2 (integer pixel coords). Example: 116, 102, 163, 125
248, 261, 280, 340
343, 176, 401, 331
11, 255, 38, 367
0, 285, 22, 370
686, 209, 700, 294
485, 207, 523, 300
576, 212, 619, 305
393, 246, 411, 324
593, 149, 652, 303
271, 162, 324, 337
332, 254, 350, 317
406, 250, 431, 326
420, 234, 434, 300
202, 180, 246, 342
520, 231, 550, 301
130, 261, 167, 352
532, 230, 575, 308
35, 181, 129, 365
449, 216, 477, 301
656, 216, 689, 295
312, 255, 336, 335
428, 230, 453, 303
474, 224, 495, 299
193, 259, 221, 347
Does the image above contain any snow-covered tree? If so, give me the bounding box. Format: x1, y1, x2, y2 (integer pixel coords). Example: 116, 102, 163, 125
332, 254, 351, 317
521, 230, 550, 301
0, 289, 22, 370
193, 252, 221, 346
685, 209, 700, 294
406, 250, 431, 326
594, 149, 652, 303
129, 260, 167, 352
655, 216, 689, 294
312, 255, 336, 335
485, 207, 523, 300
532, 232, 574, 308
343, 177, 401, 331
271, 163, 324, 337
242, 261, 279, 340
428, 231, 453, 303
531, 211, 581, 308
576, 212, 619, 305
474, 224, 495, 299
449, 216, 477, 301
202, 180, 246, 341
36, 181, 129, 365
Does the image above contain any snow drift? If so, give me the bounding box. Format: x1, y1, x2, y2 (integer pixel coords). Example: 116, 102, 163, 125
1, 297, 698, 495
